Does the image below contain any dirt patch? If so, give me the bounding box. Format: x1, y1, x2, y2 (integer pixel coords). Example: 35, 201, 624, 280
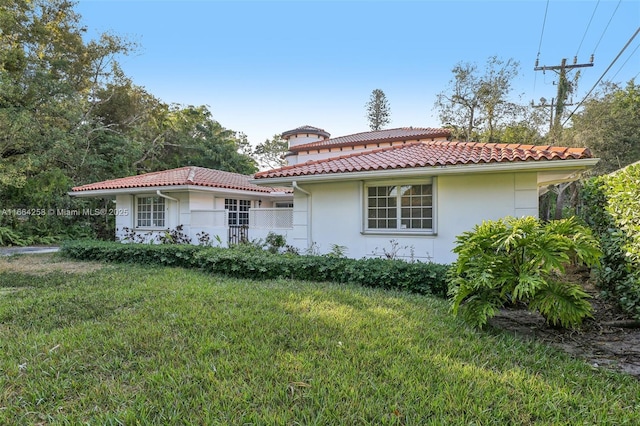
489, 271, 640, 379
0, 253, 103, 275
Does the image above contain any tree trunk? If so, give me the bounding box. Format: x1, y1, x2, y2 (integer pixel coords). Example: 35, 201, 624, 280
554, 182, 571, 220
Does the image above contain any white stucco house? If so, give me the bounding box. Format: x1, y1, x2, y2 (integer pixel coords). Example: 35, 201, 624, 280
70, 167, 294, 245
71, 125, 598, 263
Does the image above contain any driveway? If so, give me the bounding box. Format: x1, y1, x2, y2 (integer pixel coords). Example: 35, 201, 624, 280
0, 246, 60, 256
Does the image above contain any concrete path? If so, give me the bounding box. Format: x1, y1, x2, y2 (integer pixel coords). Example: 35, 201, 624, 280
0, 246, 60, 256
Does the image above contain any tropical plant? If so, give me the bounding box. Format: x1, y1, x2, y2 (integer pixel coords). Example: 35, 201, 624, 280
448, 216, 601, 329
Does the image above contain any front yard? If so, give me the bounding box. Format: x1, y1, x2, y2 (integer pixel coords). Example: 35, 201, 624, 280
1, 254, 639, 424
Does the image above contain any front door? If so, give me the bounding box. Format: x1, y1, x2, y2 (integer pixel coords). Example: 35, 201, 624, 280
225, 199, 251, 244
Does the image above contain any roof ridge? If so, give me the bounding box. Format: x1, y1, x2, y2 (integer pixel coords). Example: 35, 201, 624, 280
255, 141, 427, 178
186, 166, 197, 183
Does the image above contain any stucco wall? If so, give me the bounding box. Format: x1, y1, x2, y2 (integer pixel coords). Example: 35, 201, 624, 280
113, 191, 293, 246
290, 172, 539, 264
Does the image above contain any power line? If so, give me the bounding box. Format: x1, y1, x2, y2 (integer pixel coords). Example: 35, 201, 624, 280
610, 42, 640, 82
592, 0, 622, 55
563, 26, 640, 126
534, 0, 550, 91
535, 0, 550, 64
576, 0, 600, 58
535, 58, 593, 139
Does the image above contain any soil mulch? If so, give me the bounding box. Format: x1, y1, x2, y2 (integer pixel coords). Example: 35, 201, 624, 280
488, 272, 640, 379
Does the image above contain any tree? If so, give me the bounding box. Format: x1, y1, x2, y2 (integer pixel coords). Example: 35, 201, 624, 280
435, 57, 520, 142
0, 0, 134, 185
365, 89, 391, 131
253, 134, 288, 170
565, 80, 640, 175
0, 0, 258, 243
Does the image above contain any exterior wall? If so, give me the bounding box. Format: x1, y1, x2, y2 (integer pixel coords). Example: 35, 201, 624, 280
114, 192, 187, 243
113, 191, 293, 247
289, 172, 539, 264
286, 133, 326, 149
114, 194, 134, 241
434, 173, 537, 263
289, 136, 449, 165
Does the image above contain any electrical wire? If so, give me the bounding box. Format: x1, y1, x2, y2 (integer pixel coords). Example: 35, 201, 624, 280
534, 0, 550, 92
609, 42, 640, 82
592, 0, 622, 55
576, 0, 600, 58
536, 0, 549, 60
564, 27, 640, 126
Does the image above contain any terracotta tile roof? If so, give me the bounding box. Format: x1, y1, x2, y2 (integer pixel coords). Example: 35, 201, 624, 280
255, 141, 593, 179
281, 125, 331, 139
72, 166, 291, 193
289, 127, 451, 152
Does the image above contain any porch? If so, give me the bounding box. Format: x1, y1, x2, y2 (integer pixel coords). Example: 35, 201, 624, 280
189, 207, 293, 246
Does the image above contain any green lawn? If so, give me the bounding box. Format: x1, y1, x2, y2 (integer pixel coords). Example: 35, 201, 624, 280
1, 258, 639, 425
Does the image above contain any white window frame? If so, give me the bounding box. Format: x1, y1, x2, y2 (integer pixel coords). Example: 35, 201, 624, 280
225, 198, 251, 226
363, 179, 436, 235
135, 196, 166, 229
275, 202, 294, 208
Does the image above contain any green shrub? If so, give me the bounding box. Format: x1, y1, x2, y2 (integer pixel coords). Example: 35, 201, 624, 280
448, 216, 601, 329
60, 240, 450, 297
581, 165, 640, 320
0, 226, 28, 246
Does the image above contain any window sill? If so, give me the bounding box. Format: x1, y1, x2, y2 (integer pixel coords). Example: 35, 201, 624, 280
361, 230, 437, 237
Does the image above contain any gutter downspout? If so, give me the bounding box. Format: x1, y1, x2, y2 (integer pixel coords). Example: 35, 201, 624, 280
156, 190, 178, 202
292, 181, 312, 250
156, 190, 180, 229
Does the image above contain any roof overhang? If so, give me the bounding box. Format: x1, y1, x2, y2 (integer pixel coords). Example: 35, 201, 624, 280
69, 185, 293, 199
251, 158, 600, 187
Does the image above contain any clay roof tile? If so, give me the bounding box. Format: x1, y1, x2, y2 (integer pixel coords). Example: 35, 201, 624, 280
254, 140, 593, 180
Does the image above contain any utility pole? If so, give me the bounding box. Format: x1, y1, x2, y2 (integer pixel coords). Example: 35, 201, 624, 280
531, 97, 576, 134
534, 57, 593, 141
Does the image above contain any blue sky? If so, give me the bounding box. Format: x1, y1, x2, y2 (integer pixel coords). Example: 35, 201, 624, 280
76, 0, 640, 145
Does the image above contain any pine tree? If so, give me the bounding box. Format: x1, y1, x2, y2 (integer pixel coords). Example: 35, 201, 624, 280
365, 89, 391, 130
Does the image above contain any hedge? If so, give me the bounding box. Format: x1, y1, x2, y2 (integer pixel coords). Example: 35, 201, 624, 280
60, 240, 450, 297
582, 163, 640, 320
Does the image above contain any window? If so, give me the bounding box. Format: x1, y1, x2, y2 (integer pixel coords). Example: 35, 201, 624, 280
366, 183, 433, 232
225, 199, 251, 226
275, 202, 294, 208
137, 196, 165, 228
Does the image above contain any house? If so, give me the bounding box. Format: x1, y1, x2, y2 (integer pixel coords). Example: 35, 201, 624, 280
71, 125, 598, 263
251, 126, 597, 263
70, 166, 294, 245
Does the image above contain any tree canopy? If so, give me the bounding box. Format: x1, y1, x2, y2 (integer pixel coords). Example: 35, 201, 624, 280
434, 56, 521, 142
253, 134, 288, 170
565, 80, 640, 175
0, 0, 257, 243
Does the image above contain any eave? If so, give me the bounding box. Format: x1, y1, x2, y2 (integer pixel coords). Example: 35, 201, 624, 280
69, 185, 293, 199
251, 158, 600, 187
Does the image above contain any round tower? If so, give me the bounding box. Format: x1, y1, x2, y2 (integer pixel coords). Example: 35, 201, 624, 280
281, 125, 330, 149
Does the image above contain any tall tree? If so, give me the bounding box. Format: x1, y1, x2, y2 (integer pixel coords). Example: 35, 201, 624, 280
565, 80, 640, 175
435, 56, 520, 142
0, 0, 133, 186
253, 134, 288, 170
365, 89, 391, 131
0, 0, 259, 242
